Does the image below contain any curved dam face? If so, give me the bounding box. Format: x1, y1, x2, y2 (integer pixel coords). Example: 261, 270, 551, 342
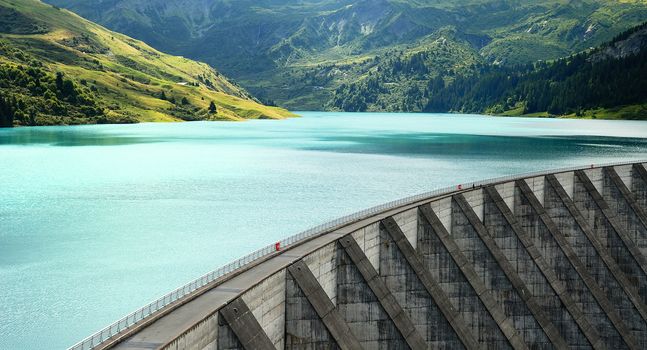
107, 163, 647, 350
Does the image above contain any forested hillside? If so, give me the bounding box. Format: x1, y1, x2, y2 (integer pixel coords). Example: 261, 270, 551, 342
330, 22, 647, 118
0, 0, 293, 127
424, 23, 647, 119
44, 0, 647, 111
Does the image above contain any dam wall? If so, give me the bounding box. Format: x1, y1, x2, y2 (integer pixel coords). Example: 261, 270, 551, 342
75, 162, 647, 350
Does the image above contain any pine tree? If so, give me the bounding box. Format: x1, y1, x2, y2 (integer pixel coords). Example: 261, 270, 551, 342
0, 95, 14, 127
55, 72, 64, 92
209, 101, 217, 113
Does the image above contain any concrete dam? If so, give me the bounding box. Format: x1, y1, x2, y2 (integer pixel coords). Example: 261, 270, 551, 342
75, 162, 647, 350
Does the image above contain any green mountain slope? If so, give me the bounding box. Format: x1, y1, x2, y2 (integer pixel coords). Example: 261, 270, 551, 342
43, 0, 647, 111
0, 0, 294, 127
417, 22, 647, 119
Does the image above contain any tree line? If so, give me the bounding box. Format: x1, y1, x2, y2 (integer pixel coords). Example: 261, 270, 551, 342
0, 64, 103, 127
424, 46, 647, 116
330, 23, 647, 116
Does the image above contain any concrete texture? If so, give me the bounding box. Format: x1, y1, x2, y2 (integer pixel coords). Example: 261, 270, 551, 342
286, 260, 361, 350
574, 171, 647, 305
484, 186, 596, 349
614, 165, 634, 190
526, 176, 546, 206
381, 216, 476, 349
603, 167, 647, 303
419, 204, 521, 350
303, 242, 338, 306
241, 270, 286, 349
454, 194, 567, 349
392, 208, 419, 250
285, 268, 340, 350
334, 239, 407, 349
515, 179, 632, 349
216, 314, 243, 350
350, 222, 381, 276
495, 182, 516, 213
634, 164, 647, 211
545, 175, 647, 347
163, 313, 219, 350
554, 171, 647, 313
338, 235, 427, 349
220, 298, 275, 350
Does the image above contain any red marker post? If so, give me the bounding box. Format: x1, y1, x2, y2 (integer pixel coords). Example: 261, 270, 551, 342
275, 242, 281, 251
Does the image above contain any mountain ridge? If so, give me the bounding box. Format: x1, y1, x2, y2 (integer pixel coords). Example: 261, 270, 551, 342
44, 0, 647, 111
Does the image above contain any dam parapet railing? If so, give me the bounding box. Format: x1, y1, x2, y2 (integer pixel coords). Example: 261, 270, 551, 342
68, 160, 645, 350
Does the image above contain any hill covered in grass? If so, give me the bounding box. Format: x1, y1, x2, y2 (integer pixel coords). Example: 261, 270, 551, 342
0, 0, 294, 127
44, 0, 647, 111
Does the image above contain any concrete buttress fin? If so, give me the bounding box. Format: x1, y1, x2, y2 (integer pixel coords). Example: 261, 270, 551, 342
574, 171, 647, 303
378, 218, 468, 349
633, 164, 647, 211
285, 268, 340, 349
417, 204, 515, 349
483, 185, 595, 349
335, 240, 410, 349
544, 175, 647, 349
545, 174, 647, 347
515, 179, 633, 349
603, 167, 647, 299
217, 313, 245, 350
453, 194, 566, 349
286, 259, 364, 350
220, 298, 276, 350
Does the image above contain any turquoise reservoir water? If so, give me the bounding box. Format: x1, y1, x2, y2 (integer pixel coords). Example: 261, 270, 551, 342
1, 112, 647, 349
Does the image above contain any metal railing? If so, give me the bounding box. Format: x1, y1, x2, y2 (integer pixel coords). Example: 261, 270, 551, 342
68, 160, 645, 350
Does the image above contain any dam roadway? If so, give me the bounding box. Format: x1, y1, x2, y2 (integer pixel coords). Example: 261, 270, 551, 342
82, 162, 647, 350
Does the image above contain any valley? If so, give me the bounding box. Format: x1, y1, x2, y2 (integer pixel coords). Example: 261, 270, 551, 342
44, 0, 647, 113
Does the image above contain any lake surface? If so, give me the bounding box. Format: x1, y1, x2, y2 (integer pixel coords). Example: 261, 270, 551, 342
1, 112, 647, 349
